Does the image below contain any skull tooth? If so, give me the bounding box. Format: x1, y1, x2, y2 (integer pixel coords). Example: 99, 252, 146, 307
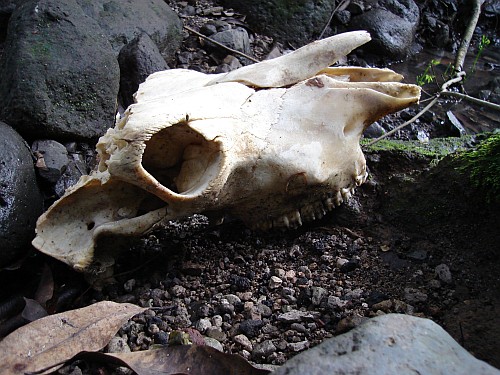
324, 197, 335, 210
341, 187, 352, 200
293, 210, 303, 227
355, 172, 367, 186
314, 201, 326, 219
334, 191, 343, 206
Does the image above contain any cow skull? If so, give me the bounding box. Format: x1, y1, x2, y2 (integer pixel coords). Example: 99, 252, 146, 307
32, 31, 421, 271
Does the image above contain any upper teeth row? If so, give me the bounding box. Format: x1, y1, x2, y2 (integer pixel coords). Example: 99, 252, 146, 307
253, 170, 368, 231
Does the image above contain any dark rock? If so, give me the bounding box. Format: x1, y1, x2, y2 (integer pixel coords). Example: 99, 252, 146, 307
349, 0, 419, 59
366, 291, 389, 307
118, 33, 169, 108
76, 0, 182, 61
0, 1, 16, 41
54, 152, 87, 197
153, 331, 169, 345
0, 0, 119, 140
200, 23, 217, 36
240, 319, 264, 338
272, 314, 500, 375
364, 122, 386, 138
334, 10, 351, 25
229, 274, 251, 291
340, 259, 360, 273
0, 121, 43, 266
32, 140, 69, 184
220, 0, 335, 46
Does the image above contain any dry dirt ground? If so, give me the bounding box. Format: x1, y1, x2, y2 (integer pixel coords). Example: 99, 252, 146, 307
71, 145, 499, 370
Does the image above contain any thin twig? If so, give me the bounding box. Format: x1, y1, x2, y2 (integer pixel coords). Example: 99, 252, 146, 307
365, 97, 439, 147
454, 0, 486, 72
319, 0, 350, 40
441, 91, 500, 111
183, 25, 260, 63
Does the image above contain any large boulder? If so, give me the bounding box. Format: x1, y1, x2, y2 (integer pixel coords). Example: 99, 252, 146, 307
0, 0, 120, 141
221, 0, 335, 46
273, 314, 500, 375
0, 0, 182, 141
349, 0, 420, 59
76, 0, 182, 61
0, 121, 43, 267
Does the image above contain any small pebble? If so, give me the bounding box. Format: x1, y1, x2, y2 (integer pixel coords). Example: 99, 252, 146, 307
287, 340, 309, 352
234, 333, 253, 351
269, 276, 283, 289
435, 264, 452, 284
204, 337, 224, 351
252, 339, 277, 359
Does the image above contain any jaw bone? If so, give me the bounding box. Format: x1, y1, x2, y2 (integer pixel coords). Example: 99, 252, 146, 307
32, 31, 421, 271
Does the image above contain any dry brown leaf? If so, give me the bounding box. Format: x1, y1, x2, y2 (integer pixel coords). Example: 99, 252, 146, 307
34, 263, 54, 306
103, 344, 271, 375
0, 301, 145, 374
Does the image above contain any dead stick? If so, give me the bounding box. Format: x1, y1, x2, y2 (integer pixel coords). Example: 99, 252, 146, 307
319, 0, 350, 40
365, 97, 439, 147
454, 0, 485, 72
441, 91, 500, 111
183, 25, 260, 63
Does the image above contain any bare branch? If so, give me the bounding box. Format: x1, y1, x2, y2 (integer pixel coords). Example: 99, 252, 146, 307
365, 97, 439, 147
454, 0, 486, 72
441, 91, 500, 111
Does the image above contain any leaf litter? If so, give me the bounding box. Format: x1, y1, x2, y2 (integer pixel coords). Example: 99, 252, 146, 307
0, 301, 145, 374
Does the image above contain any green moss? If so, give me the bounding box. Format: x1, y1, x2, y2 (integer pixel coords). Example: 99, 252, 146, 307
361, 136, 474, 158
454, 133, 500, 203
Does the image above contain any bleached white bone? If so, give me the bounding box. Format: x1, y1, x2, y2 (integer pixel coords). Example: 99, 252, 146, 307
32, 31, 421, 271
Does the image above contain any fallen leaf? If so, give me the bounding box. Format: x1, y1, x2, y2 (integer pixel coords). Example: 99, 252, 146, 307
34, 263, 54, 306
99, 344, 271, 375
21, 297, 48, 322
0, 301, 145, 374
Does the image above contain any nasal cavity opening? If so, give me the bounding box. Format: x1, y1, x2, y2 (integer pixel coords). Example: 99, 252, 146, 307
142, 123, 222, 195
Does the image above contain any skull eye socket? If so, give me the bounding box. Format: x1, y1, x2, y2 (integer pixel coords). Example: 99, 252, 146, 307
142, 123, 222, 195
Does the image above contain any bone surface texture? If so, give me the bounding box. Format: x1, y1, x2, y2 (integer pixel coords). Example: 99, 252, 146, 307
32, 31, 421, 271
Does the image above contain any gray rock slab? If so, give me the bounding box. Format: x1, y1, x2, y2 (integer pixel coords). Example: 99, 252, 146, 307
77, 0, 182, 60
0, 121, 43, 266
272, 314, 500, 375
